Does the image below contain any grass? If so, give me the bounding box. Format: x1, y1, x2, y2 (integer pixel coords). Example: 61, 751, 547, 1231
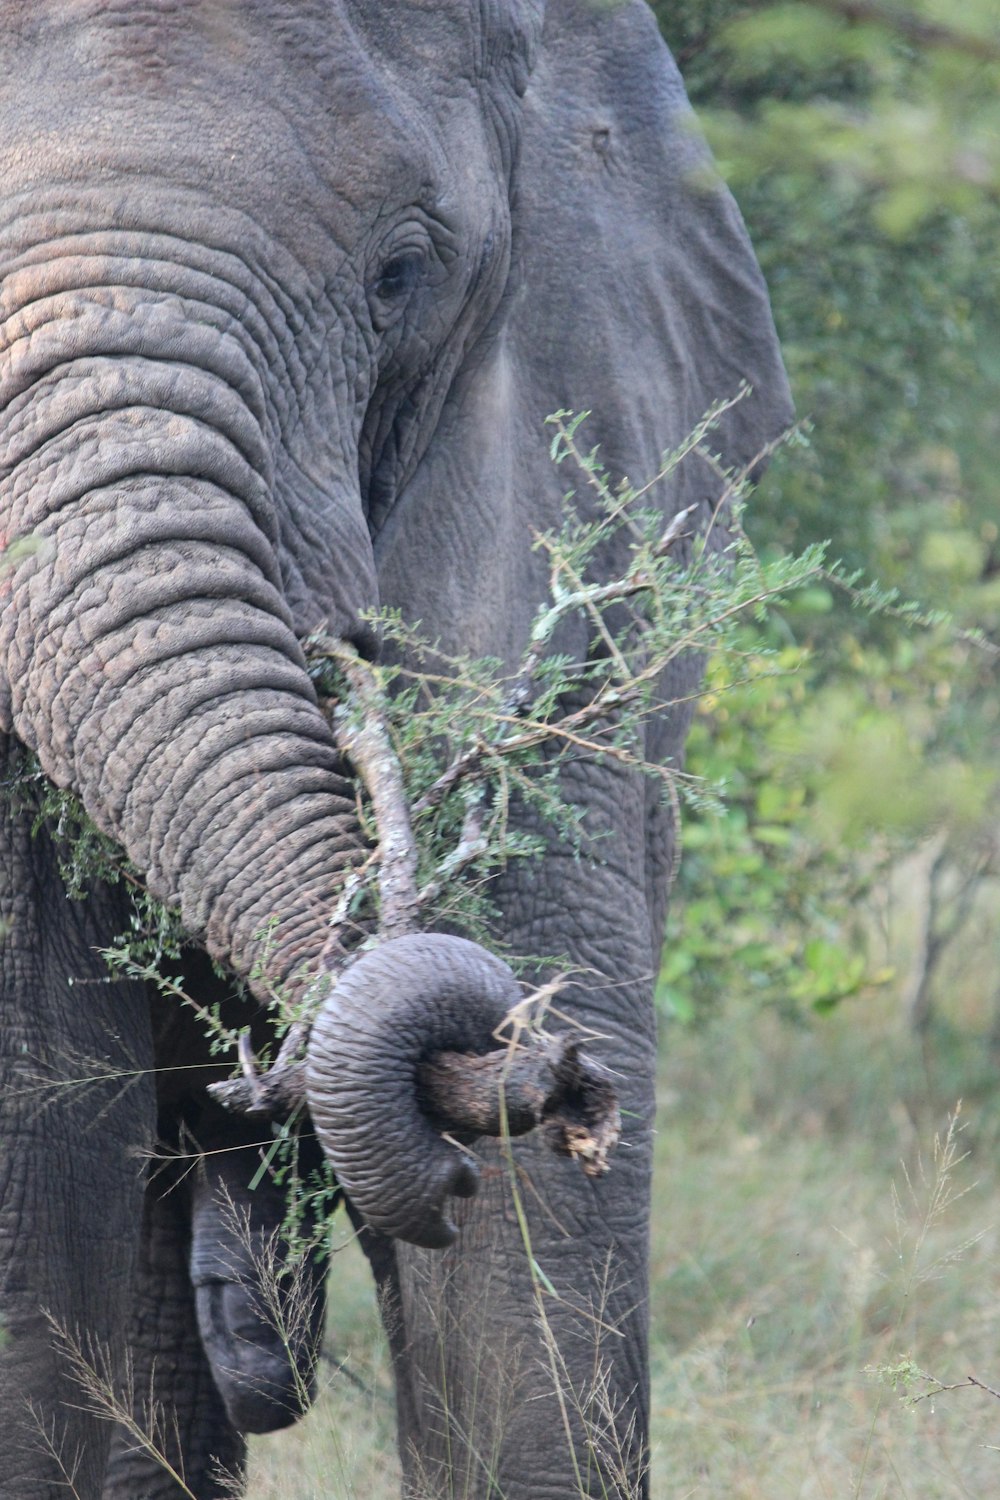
245, 1221, 400, 1498
246, 996, 1000, 1498
647, 1004, 1000, 1498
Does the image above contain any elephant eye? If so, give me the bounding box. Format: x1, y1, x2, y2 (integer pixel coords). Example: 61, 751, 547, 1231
375, 254, 421, 298
368, 251, 425, 328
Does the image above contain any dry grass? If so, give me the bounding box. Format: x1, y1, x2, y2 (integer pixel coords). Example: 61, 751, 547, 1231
245, 1223, 401, 1498
247, 998, 1000, 1498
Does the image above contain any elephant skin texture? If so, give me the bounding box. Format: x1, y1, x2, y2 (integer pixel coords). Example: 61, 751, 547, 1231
0, 3, 791, 1498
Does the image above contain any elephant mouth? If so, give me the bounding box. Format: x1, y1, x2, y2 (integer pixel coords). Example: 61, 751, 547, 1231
188, 1138, 328, 1435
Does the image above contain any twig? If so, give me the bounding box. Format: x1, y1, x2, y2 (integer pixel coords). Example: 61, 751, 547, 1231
315, 637, 421, 941
210, 1024, 309, 1119
909, 1373, 1000, 1405
210, 1023, 621, 1172
416, 793, 488, 911
412, 502, 697, 817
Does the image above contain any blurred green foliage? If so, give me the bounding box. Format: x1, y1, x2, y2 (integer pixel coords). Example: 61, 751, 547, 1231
649, 0, 1000, 1027
657, 637, 880, 1020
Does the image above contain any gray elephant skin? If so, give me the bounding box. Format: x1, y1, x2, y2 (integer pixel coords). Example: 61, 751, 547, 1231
0, 3, 790, 1498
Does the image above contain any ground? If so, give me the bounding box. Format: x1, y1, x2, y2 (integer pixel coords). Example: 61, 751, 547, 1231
247, 999, 1000, 1499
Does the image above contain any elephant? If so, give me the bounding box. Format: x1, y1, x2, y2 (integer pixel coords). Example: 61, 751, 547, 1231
0, 2, 791, 1497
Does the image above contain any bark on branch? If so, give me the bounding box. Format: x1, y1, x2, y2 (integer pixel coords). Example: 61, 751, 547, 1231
209, 1029, 621, 1176
417, 1035, 621, 1176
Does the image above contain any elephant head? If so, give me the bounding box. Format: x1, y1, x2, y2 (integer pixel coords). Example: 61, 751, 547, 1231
0, 1, 541, 1245
0, 3, 791, 1497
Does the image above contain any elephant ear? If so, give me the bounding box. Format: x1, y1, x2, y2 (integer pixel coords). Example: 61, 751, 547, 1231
511, 0, 792, 494
376, 0, 791, 656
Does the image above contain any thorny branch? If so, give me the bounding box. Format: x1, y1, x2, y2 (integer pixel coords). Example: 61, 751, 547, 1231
210, 1030, 622, 1177
410, 499, 700, 820
908, 1371, 1000, 1405
214, 548, 695, 1162
210, 406, 782, 1166
316, 637, 421, 941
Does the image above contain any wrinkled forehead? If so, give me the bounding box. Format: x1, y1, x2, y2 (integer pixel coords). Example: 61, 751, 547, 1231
346, 0, 539, 88
0, 0, 511, 256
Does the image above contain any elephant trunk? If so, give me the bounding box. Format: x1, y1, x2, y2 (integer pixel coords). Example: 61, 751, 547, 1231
0, 263, 368, 993
0, 253, 514, 1246
305, 934, 522, 1248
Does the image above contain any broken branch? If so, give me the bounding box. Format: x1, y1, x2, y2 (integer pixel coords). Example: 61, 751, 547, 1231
210, 1028, 621, 1176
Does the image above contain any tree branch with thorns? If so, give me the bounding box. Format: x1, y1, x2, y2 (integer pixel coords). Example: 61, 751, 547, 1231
208, 396, 815, 1172
20, 399, 828, 1177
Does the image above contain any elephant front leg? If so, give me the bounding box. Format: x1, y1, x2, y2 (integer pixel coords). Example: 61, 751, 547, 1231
387, 758, 661, 1500
392, 1108, 654, 1500
105, 1109, 330, 1500
0, 743, 156, 1500
103, 1149, 245, 1500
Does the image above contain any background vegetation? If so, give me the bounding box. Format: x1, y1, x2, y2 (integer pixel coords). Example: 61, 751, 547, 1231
247, 3, 1000, 1493
654, 0, 1000, 1037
